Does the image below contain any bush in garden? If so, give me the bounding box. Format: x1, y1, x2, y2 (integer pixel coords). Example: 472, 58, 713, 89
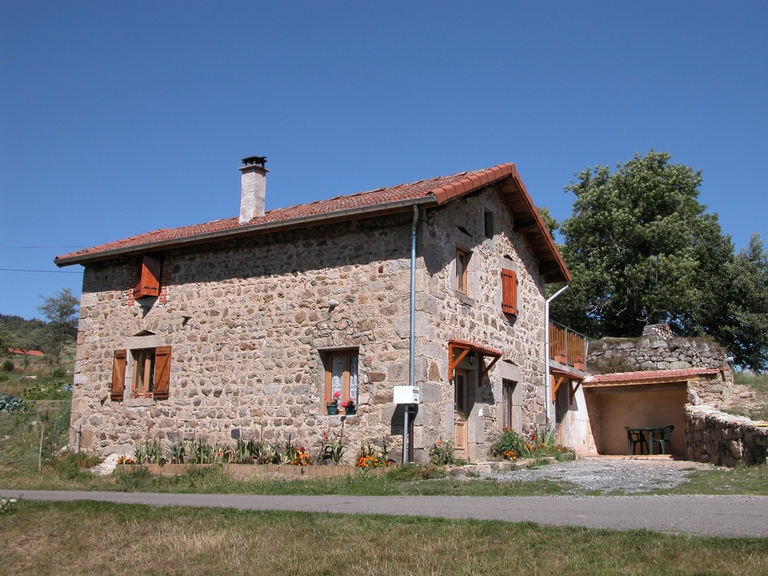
490, 429, 527, 461
0, 392, 25, 412
428, 438, 455, 465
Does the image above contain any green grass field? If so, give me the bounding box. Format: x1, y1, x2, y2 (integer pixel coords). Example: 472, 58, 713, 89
2, 500, 767, 576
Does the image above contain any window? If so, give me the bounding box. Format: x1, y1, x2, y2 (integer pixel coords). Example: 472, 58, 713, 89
454, 369, 468, 415
111, 346, 171, 401
456, 248, 470, 294
502, 379, 517, 429
484, 210, 494, 238
324, 350, 358, 409
501, 269, 517, 315
135, 254, 162, 298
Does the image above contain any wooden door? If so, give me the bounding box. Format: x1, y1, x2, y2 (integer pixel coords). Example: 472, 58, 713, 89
454, 369, 469, 459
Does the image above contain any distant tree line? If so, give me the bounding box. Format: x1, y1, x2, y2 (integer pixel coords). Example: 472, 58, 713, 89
546, 150, 768, 372
0, 288, 79, 369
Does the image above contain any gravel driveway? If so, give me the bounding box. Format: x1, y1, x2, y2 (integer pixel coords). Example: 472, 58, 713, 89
490, 457, 710, 494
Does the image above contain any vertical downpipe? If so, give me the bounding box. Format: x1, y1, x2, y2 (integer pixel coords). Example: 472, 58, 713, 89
545, 285, 568, 423
403, 204, 419, 464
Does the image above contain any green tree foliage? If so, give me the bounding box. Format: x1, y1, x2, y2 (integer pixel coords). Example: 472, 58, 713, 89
36, 288, 79, 368
550, 150, 768, 371
712, 235, 768, 372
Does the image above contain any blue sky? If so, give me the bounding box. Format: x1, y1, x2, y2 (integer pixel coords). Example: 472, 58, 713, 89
1, 1, 766, 321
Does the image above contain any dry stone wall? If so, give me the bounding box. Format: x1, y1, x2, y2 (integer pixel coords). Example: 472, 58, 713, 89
685, 405, 768, 467
588, 336, 728, 374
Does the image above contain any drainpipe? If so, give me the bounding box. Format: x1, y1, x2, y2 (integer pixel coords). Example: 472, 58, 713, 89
544, 285, 568, 424
403, 204, 419, 464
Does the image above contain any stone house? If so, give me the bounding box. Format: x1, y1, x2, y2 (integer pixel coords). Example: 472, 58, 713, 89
55, 159, 570, 463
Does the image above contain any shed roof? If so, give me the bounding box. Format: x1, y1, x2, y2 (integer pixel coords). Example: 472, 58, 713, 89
583, 367, 724, 388
55, 163, 570, 282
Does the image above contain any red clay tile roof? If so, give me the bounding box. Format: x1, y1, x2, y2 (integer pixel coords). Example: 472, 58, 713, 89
584, 367, 723, 386
54, 162, 569, 282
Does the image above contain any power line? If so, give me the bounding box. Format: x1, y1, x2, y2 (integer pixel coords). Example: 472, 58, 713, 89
0, 268, 81, 274
0, 246, 87, 249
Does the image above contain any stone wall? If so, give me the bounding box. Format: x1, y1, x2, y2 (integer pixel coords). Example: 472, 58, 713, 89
588, 335, 728, 374
70, 185, 548, 463
685, 405, 768, 467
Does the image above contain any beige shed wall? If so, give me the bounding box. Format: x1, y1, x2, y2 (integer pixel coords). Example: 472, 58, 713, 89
585, 386, 687, 457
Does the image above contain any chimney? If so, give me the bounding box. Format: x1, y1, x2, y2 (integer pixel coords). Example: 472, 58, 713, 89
238, 156, 268, 223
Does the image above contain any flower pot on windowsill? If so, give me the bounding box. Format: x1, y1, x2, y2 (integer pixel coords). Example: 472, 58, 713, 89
554, 355, 566, 364
326, 405, 339, 415
574, 362, 585, 371
344, 405, 356, 415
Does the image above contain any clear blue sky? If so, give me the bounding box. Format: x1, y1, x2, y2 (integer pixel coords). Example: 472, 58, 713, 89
1, 1, 766, 321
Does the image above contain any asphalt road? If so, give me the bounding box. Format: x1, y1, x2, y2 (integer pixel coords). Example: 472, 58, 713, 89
2, 490, 767, 538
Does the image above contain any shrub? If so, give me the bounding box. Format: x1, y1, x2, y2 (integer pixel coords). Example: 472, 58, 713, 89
428, 438, 455, 465
0, 392, 25, 412
490, 429, 526, 461
2, 359, 14, 373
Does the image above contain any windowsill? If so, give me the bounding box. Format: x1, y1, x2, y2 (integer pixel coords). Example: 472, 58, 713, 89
456, 292, 475, 306
124, 398, 154, 407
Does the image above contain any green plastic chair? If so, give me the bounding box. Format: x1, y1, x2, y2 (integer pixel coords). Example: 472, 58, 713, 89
652, 425, 674, 454
625, 427, 648, 455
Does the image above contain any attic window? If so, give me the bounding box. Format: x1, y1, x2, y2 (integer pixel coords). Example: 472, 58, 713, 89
484, 210, 494, 238
456, 248, 470, 295
135, 254, 162, 298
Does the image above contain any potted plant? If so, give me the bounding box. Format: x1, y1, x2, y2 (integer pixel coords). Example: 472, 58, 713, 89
574, 357, 585, 371
342, 397, 356, 415
553, 349, 567, 364
325, 391, 341, 415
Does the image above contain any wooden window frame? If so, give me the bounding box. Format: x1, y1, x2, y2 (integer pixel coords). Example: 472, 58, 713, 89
456, 248, 470, 295
111, 346, 171, 401
324, 350, 359, 410
501, 269, 518, 315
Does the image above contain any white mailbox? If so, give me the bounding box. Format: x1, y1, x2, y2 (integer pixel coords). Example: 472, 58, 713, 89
393, 386, 420, 404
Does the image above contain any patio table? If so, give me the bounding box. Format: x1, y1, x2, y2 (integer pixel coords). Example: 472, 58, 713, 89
625, 427, 663, 455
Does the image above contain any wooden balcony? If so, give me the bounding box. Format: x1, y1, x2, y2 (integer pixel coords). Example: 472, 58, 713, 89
549, 322, 588, 370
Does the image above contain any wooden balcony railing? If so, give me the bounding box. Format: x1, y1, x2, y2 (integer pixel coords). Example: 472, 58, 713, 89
549, 322, 588, 370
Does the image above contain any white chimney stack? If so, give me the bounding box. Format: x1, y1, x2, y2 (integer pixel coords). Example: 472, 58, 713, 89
238, 156, 268, 223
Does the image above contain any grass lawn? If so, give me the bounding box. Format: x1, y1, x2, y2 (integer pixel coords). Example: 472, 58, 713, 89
2, 500, 767, 576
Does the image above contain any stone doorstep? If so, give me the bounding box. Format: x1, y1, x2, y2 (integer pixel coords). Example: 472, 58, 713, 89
114, 463, 388, 478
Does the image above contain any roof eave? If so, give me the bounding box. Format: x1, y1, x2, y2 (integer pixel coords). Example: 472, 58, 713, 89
55, 196, 438, 267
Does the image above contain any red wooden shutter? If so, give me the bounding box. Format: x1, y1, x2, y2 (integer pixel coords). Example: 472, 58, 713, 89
111, 350, 126, 401
501, 269, 518, 315
152, 346, 172, 400
135, 254, 162, 298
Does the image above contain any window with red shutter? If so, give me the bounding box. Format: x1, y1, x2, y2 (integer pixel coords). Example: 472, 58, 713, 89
135, 254, 162, 298
501, 269, 518, 315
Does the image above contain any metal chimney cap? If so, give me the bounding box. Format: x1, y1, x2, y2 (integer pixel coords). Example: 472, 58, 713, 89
242, 156, 267, 168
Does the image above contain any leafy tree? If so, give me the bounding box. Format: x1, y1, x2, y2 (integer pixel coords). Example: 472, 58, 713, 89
549, 150, 768, 371
37, 288, 79, 368
551, 150, 732, 338
710, 234, 768, 371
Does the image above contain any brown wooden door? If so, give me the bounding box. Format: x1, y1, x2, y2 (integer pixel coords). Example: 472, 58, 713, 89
454, 369, 468, 459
